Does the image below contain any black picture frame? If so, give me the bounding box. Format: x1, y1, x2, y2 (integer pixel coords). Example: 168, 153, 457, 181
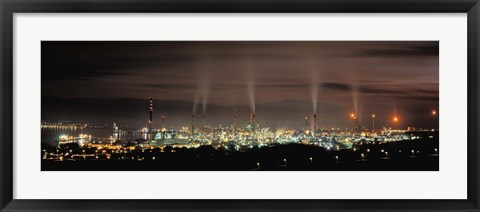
1, 0, 479, 211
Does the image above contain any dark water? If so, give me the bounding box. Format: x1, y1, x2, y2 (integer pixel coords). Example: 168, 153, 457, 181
41, 127, 147, 146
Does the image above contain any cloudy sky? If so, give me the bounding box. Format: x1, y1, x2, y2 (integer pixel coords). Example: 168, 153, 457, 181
41, 41, 438, 129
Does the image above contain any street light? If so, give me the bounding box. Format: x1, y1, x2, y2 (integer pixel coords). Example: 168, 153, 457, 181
432, 110, 437, 131
256, 162, 260, 169
309, 157, 313, 164
283, 158, 287, 165
434, 148, 438, 154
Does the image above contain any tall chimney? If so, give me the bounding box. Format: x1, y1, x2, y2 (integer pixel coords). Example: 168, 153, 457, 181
202, 114, 206, 134
252, 112, 256, 133
161, 115, 166, 130
355, 117, 359, 133
148, 97, 153, 141
191, 115, 195, 135
313, 114, 317, 138
249, 110, 256, 134
233, 115, 237, 135
305, 116, 308, 131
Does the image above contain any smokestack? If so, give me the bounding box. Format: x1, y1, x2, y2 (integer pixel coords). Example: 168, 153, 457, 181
233, 115, 237, 135
305, 116, 308, 131
249, 110, 256, 133
313, 114, 317, 137
161, 115, 166, 130
355, 118, 359, 133
249, 110, 256, 134
252, 112, 256, 133
191, 115, 195, 135
202, 114, 206, 133
148, 97, 153, 141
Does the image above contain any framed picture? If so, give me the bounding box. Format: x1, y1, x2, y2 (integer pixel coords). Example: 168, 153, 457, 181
1, 0, 479, 211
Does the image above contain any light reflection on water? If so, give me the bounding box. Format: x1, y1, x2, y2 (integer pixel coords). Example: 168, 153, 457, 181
41, 127, 147, 146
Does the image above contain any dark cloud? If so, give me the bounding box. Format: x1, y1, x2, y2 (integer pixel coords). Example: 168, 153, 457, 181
41, 41, 439, 129
355, 42, 439, 57
415, 88, 439, 95
321, 82, 352, 91
358, 86, 406, 95
41, 41, 195, 82
210, 52, 299, 61
143, 84, 196, 89
398, 96, 439, 102
318, 82, 436, 96
257, 83, 309, 89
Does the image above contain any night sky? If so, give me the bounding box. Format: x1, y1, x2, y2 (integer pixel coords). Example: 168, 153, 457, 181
41, 41, 438, 130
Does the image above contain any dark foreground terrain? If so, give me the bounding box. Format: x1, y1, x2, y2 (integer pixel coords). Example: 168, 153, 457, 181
42, 137, 439, 171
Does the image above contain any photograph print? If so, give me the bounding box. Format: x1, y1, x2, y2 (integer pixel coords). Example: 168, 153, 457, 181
41, 41, 439, 171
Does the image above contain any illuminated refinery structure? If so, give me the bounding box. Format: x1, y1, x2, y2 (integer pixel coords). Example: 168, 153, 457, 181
41, 97, 438, 162
148, 97, 153, 141
42, 98, 438, 166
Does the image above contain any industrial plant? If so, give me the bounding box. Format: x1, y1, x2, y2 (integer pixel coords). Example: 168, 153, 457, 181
41, 96, 439, 171
40, 41, 439, 171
